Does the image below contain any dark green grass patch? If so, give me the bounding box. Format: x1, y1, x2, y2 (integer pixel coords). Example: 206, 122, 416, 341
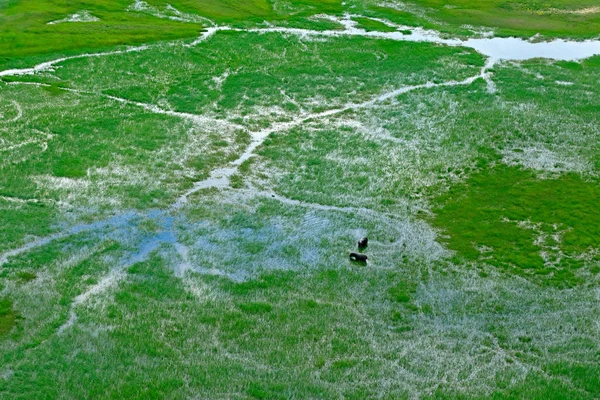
487, 370, 592, 400
52, 157, 88, 178
40, 83, 69, 96
16, 271, 37, 283
352, 17, 397, 32
432, 163, 600, 287
238, 301, 273, 314
0, 297, 16, 337
389, 280, 415, 303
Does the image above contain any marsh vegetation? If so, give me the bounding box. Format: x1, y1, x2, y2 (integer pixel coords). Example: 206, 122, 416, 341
1, 0, 600, 398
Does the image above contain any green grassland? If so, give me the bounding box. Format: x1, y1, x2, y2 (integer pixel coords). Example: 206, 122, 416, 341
1, 0, 600, 398
432, 163, 600, 288
0, 0, 344, 70
2, 0, 600, 71
407, 0, 600, 38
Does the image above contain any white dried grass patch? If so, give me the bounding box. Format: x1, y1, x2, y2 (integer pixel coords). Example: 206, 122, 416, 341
126, 0, 214, 25
182, 276, 219, 302
58, 268, 127, 334
502, 146, 592, 175
47, 10, 99, 25
238, 105, 293, 121
543, 6, 600, 15
33, 172, 126, 208
34, 175, 91, 190
211, 68, 238, 91
92, 163, 151, 182
376, 1, 428, 17
331, 109, 473, 188
401, 269, 600, 396
1, 370, 13, 381
460, 25, 495, 38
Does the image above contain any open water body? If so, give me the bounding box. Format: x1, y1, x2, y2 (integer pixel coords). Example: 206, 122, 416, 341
258, 16, 600, 62
463, 37, 600, 61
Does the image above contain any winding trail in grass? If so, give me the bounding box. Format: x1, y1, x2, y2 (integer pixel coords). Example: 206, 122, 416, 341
0, 100, 22, 123
58, 211, 181, 333
0, 45, 154, 78
101, 92, 243, 130
4, 80, 242, 132
0, 128, 52, 154
185, 26, 220, 47
546, 6, 600, 15
173, 59, 495, 207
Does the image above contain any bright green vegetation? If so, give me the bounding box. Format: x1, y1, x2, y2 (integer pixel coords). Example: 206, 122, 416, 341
0, 0, 200, 70
1, 0, 600, 72
432, 163, 600, 287
1, 0, 600, 398
0, 0, 342, 70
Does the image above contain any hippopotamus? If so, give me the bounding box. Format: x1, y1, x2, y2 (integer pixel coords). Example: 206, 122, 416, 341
349, 252, 368, 262
358, 237, 368, 249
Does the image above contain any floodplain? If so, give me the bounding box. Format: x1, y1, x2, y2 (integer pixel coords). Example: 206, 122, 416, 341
1, 1, 600, 398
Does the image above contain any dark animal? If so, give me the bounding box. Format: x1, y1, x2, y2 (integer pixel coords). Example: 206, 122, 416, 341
349, 252, 368, 262
358, 237, 368, 249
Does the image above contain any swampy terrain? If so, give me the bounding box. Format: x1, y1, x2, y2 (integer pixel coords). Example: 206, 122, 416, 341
1, 0, 600, 398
